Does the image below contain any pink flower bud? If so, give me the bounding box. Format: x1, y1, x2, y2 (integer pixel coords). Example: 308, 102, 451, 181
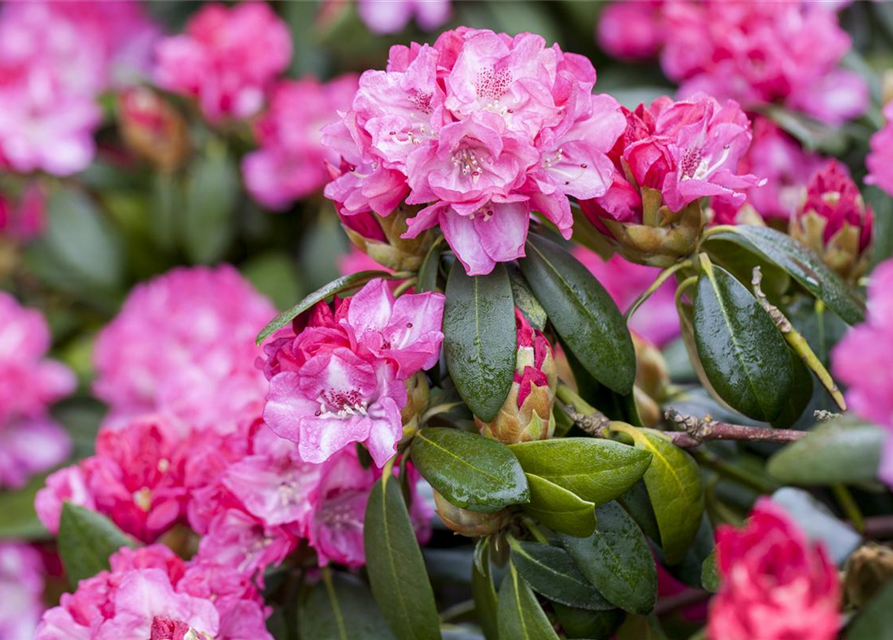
338, 204, 437, 272
118, 87, 189, 172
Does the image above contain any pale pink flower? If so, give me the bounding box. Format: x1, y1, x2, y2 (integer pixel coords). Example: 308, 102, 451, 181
93, 265, 275, 435
357, 0, 451, 35
0, 543, 46, 640
154, 3, 292, 122
243, 75, 358, 209
708, 499, 840, 640
866, 102, 893, 198
596, 1, 664, 61
195, 508, 295, 579
35, 466, 96, 534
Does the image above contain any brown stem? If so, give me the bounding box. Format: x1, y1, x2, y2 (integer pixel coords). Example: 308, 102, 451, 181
664, 408, 807, 448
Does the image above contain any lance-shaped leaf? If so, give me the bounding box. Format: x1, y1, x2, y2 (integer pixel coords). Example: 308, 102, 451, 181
509, 438, 651, 506
522, 474, 596, 538
560, 502, 657, 615
553, 604, 625, 640
472, 538, 499, 640
694, 259, 794, 422
444, 262, 517, 422
498, 562, 561, 640
300, 572, 396, 640
417, 237, 444, 293
364, 476, 440, 640
520, 234, 635, 394
58, 503, 136, 586
411, 428, 529, 512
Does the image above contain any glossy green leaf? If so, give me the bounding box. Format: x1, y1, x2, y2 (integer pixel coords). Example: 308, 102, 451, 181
701, 551, 719, 593
417, 237, 444, 293
509, 539, 612, 610
509, 438, 651, 506
615, 614, 667, 640
364, 477, 440, 640
497, 562, 561, 640
553, 605, 625, 640
694, 261, 794, 422
522, 474, 596, 538
620, 428, 704, 565
847, 578, 893, 640
705, 226, 865, 325
472, 539, 499, 640
770, 348, 814, 429
412, 428, 528, 512
661, 513, 715, 590
0, 474, 49, 540
256, 270, 393, 343
508, 266, 547, 330
767, 419, 884, 485
560, 502, 657, 615
444, 262, 517, 422
58, 503, 136, 586
616, 481, 660, 543
300, 573, 396, 640
520, 234, 635, 394
184, 150, 239, 264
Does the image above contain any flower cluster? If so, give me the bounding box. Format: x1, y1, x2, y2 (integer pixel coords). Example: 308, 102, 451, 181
709, 499, 840, 640
866, 101, 893, 199
0, 292, 75, 488
242, 75, 358, 210
323, 27, 626, 275
154, 2, 292, 122
0, 1, 158, 175
262, 278, 445, 467
357, 0, 451, 35
0, 542, 46, 639
833, 258, 893, 486
35, 545, 272, 640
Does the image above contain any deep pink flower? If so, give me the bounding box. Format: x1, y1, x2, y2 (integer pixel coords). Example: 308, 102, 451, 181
93, 265, 275, 435
797, 160, 873, 251
596, 1, 664, 61
0, 543, 46, 640
357, 0, 451, 35
243, 75, 358, 209
708, 498, 840, 640
154, 3, 291, 122
866, 102, 893, 198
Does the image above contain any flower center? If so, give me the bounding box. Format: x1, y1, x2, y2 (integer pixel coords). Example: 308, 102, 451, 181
451, 147, 485, 183
317, 389, 368, 419
681, 145, 731, 181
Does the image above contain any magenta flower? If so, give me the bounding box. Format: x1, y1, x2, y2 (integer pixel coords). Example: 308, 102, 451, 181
866, 102, 893, 198
323, 27, 625, 275
709, 499, 840, 640
154, 3, 291, 122
243, 75, 358, 209
0, 543, 46, 640
195, 508, 295, 579
596, 1, 664, 61
357, 0, 451, 35
0, 182, 46, 241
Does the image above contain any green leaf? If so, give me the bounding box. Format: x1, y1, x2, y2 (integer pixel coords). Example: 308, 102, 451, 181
444, 262, 517, 421
701, 551, 719, 593
0, 473, 49, 540
618, 427, 704, 565
704, 226, 865, 325
58, 503, 136, 586
300, 572, 397, 640
616, 481, 660, 544
411, 428, 529, 512
519, 234, 635, 394
509, 438, 651, 506
694, 260, 794, 422
364, 477, 440, 640
509, 539, 612, 611
522, 474, 596, 538
509, 266, 547, 331
616, 614, 667, 640
256, 270, 393, 344
184, 149, 240, 264
497, 562, 561, 640
770, 348, 814, 429
847, 578, 893, 640
417, 237, 444, 293
661, 513, 715, 590
472, 538, 500, 640
560, 502, 657, 615
767, 419, 884, 485
553, 605, 625, 640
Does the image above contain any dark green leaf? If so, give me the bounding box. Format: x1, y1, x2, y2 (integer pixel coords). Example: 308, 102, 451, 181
661, 513, 714, 590
508, 266, 547, 330
412, 428, 529, 512
256, 270, 393, 344
444, 262, 517, 421
509, 438, 651, 506
616, 481, 660, 543
472, 539, 500, 640
704, 226, 865, 325
0, 474, 49, 539
553, 605, 625, 640
847, 578, 893, 640
694, 261, 794, 422
497, 562, 561, 640
615, 614, 667, 640
364, 477, 440, 640
509, 540, 612, 610
701, 552, 719, 593
184, 150, 239, 264
770, 348, 813, 429
560, 502, 657, 615
417, 237, 444, 293
300, 573, 396, 640
520, 234, 635, 394
767, 419, 884, 485
522, 474, 596, 538
58, 503, 136, 586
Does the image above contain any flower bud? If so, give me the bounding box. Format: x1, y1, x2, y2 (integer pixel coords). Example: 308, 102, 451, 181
632, 333, 669, 403
337, 201, 435, 272
476, 310, 557, 443
401, 372, 430, 432
790, 160, 873, 282
433, 490, 510, 537
844, 543, 893, 609
118, 87, 189, 172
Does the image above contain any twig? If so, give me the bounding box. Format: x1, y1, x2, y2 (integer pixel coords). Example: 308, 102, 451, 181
664, 408, 807, 448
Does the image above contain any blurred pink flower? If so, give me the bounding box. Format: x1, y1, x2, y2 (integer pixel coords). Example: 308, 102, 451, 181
0, 543, 46, 640
709, 498, 840, 640
0, 183, 46, 241
574, 248, 680, 347
866, 102, 893, 198
93, 265, 275, 435
154, 3, 291, 122
357, 0, 451, 35
596, 1, 664, 61
0, 292, 74, 488
243, 75, 358, 209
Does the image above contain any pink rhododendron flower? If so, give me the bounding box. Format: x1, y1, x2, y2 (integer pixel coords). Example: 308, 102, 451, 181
832, 259, 893, 485
262, 278, 444, 467
323, 27, 626, 275
93, 265, 275, 435
243, 75, 358, 209
35, 466, 96, 535
154, 2, 291, 122
574, 248, 680, 347
596, 1, 664, 61
195, 507, 295, 579
866, 102, 893, 198
0, 292, 75, 488
708, 498, 840, 640
357, 0, 451, 35
0, 543, 46, 640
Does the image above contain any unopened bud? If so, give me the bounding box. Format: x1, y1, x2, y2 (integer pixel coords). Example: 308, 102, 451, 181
118, 87, 189, 172
401, 372, 430, 431
845, 544, 893, 609
339, 204, 435, 272
633, 333, 669, 403
433, 491, 510, 537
